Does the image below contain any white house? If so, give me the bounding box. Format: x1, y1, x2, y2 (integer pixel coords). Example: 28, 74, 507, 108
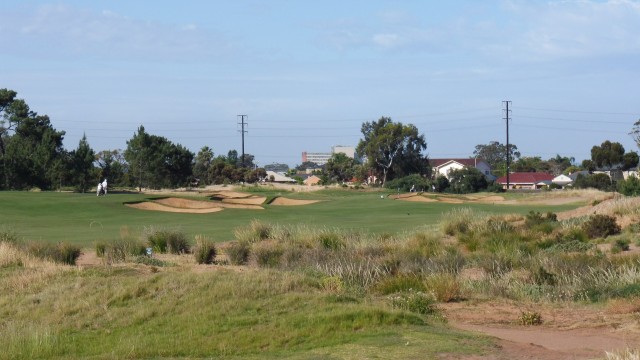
552, 174, 573, 187
265, 171, 296, 183
430, 158, 494, 180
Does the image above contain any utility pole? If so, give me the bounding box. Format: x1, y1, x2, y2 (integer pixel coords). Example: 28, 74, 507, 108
237, 115, 248, 167
503, 101, 512, 190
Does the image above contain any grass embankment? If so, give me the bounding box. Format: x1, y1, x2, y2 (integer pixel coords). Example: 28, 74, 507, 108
0, 240, 490, 359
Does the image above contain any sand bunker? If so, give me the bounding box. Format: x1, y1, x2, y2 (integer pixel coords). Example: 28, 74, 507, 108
401, 195, 438, 202
221, 196, 266, 205
154, 197, 222, 209
207, 191, 255, 199
126, 202, 224, 213
270, 197, 321, 206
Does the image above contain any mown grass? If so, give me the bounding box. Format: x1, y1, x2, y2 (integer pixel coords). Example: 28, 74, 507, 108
0, 189, 580, 245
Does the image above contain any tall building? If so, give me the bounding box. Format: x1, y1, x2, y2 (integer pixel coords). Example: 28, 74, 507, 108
301, 145, 356, 166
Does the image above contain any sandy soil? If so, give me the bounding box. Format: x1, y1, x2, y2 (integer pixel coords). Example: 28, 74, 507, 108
154, 197, 221, 209
441, 299, 640, 359
270, 197, 322, 206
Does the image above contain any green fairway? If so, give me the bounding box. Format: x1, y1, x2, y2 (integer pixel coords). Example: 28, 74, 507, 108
0, 189, 581, 245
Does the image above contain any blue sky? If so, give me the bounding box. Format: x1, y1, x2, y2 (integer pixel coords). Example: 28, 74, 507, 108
1, 0, 639, 167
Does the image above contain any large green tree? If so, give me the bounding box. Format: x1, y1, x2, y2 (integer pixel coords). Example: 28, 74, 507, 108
0, 89, 67, 190
325, 152, 356, 183
357, 117, 428, 186
124, 126, 194, 190
590, 140, 637, 170
69, 134, 96, 193
473, 141, 520, 177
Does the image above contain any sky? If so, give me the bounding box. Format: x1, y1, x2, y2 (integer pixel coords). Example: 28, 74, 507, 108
1, 0, 639, 167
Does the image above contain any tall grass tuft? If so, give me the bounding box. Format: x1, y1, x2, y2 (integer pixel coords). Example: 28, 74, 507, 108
226, 241, 251, 265
145, 227, 190, 254
24, 242, 81, 265
234, 220, 273, 243
252, 241, 283, 268
193, 235, 217, 264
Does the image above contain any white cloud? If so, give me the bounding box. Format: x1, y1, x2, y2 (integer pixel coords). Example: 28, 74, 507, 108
2, 4, 234, 62
372, 33, 401, 48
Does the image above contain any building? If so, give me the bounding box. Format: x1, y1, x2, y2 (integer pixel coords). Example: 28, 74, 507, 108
430, 158, 494, 180
301, 145, 356, 166
496, 172, 554, 190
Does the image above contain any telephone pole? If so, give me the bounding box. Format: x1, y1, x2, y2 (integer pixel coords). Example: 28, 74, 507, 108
237, 115, 248, 167
503, 101, 512, 190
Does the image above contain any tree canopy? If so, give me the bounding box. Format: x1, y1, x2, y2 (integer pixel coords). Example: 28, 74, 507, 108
473, 141, 520, 177
356, 117, 428, 186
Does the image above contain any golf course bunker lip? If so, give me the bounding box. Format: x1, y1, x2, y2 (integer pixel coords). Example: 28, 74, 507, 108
125, 196, 264, 213
269, 197, 321, 206
220, 196, 266, 205
126, 201, 224, 213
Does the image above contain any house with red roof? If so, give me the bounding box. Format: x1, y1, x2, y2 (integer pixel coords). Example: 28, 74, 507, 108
430, 158, 494, 180
496, 172, 554, 190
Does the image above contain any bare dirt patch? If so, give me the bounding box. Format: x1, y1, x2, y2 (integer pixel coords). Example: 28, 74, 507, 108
270, 197, 322, 206
442, 299, 640, 360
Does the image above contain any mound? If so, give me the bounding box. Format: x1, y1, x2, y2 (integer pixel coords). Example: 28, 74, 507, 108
126, 202, 224, 213
207, 191, 254, 199
474, 195, 505, 202
270, 197, 321, 206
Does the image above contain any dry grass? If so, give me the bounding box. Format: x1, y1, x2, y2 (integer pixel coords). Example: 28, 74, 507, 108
0, 242, 76, 292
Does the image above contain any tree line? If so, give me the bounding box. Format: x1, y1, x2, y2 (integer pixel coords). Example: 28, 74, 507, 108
2, 87, 639, 194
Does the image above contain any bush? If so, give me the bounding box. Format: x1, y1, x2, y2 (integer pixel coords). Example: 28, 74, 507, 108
611, 238, 630, 253
317, 231, 344, 250
234, 220, 272, 243
25, 242, 81, 265
0, 228, 20, 245
226, 241, 251, 265
617, 175, 640, 196
389, 290, 437, 315
582, 214, 621, 239
98, 238, 147, 263
519, 311, 542, 325
146, 229, 189, 254
525, 211, 557, 228
384, 174, 430, 192
424, 274, 462, 302
252, 242, 283, 268
193, 236, 217, 264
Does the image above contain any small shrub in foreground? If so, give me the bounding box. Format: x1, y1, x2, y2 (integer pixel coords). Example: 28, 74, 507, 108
519, 311, 542, 325
390, 290, 437, 315
146, 229, 190, 254
611, 238, 631, 253
226, 241, 250, 265
193, 235, 217, 264
252, 242, 283, 268
0, 228, 20, 245
98, 238, 147, 263
234, 220, 272, 243
25, 242, 81, 265
424, 273, 463, 302
582, 214, 621, 239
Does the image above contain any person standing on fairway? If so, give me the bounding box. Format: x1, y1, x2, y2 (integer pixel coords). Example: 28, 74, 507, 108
102, 179, 108, 195
97, 182, 103, 196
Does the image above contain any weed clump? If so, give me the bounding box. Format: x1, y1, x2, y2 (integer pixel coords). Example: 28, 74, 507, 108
519, 311, 542, 325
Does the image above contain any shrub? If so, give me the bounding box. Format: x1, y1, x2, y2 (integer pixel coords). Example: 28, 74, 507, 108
146, 229, 189, 254
611, 238, 630, 253
519, 311, 542, 325
98, 238, 147, 263
384, 174, 430, 192
252, 242, 283, 268
617, 175, 640, 196
582, 214, 621, 238
226, 241, 251, 265
389, 290, 437, 315
321, 276, 344, 293
25, 242, 81, 265
193, 236, 217, 264
424, 273, 462, 302
234, 220, 272, 243
0, 228, 20, 245
317, 231, 344, 250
